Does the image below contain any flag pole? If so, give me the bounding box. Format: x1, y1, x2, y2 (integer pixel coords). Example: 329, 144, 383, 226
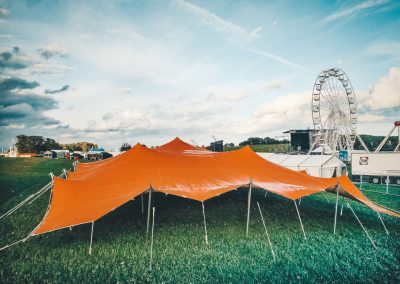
294, 200, 306, 239
202, 201, 209, 245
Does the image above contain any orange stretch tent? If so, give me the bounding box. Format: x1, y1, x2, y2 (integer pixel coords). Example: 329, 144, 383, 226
33, 138, 399, 235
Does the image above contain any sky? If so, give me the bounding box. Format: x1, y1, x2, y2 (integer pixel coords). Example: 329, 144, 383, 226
0, 0, 399, 150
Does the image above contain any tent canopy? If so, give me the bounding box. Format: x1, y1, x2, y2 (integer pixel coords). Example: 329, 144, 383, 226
33, 138, 399, 235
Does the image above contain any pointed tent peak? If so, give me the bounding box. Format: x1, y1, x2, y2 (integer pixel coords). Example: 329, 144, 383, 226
156, 137, 198, 153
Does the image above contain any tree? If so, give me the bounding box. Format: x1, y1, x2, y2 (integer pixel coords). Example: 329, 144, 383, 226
120, 142, 132, 152
15, 135, 62, 153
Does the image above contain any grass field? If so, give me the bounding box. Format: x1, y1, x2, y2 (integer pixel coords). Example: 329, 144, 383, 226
0, 158, 399, 283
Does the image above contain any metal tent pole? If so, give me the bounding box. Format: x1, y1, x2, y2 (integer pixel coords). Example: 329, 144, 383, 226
257, 202, 276, 260
293, 200, 306, 239
146, 187, 152, 237
386, 175, 389, 194
346, 202, 377, 250
360, 174, 363, 190
298, 198, 302, 206
375, 210, 389, 235
246, 179, 252, 237
202, 202, 209, 245
340, 196, 345, 216
334, 184, 340, 234
149, 207, 155, 271
89, 222, 94, 255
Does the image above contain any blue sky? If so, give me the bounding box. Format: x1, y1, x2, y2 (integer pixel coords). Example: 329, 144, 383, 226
0, 0, 399, 149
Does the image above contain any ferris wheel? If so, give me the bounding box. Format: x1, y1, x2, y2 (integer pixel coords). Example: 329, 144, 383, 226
311, 68, 357, 152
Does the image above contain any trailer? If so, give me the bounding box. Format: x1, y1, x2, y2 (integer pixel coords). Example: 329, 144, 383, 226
351, 152, 400, 192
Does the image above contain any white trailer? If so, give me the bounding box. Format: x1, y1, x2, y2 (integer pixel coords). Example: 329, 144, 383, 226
351, 152, 400, 191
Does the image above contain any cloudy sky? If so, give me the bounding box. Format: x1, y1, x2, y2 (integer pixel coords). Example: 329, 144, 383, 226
0, 0, 399, 149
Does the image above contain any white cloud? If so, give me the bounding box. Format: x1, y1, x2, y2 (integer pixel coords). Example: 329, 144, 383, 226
250, 27, 262, 38
358, 113, 387, 123
115, 87, 132, 94
176, 0, 258, 42
321, 0, 388, 24
266, 81, 286, 90
366, 67, 400, 110
249, 50, 306, 70
239, 91, 310, 134
367, 41, 400, 60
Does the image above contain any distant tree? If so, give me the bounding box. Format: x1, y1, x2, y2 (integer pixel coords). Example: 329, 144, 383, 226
120, 142, 132, 152
15, 135, 62, 153
62, 142, 98, 152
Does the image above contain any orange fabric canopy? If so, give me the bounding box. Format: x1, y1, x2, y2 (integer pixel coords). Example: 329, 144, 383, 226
33, 138, 399, 235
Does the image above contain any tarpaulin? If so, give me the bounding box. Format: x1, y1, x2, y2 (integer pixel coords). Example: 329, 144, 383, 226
33, 138, 399, 235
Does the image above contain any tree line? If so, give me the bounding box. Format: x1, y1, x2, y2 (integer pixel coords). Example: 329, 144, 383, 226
15, 135, 98, 153
238, 137, 289, 147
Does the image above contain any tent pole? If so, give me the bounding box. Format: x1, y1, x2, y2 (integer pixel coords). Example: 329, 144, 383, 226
146, 187, 152, 238
386, 175, 389, 194
256, 202, 276, 260
340, 196, 345, 216
149, 207, 155, 271
246, 179, 252, 237
202, 202, 209, 245
334, 183, 340, 234
375, 210, 389, 235
298, 198, 302, 206
293, 200, 306, 239
346, 202, 377, 250
89, 221, 94, 255
360, 174, 363, 190
264, 190, 268, 197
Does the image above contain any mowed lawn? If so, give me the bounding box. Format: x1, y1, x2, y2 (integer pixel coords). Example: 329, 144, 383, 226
0, 158, 399, 283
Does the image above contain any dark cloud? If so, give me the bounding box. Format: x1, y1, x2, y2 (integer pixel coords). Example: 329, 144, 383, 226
45, 85, 70, 94
0, 77, 39, 92
39, 45, 67, 60
0, 47, 31, 70
0, 77, 60, 128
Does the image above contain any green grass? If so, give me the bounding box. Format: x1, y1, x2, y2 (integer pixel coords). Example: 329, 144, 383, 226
224, 144, 289, 153
0, 157, 74, 204
0, 158, 399, 283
